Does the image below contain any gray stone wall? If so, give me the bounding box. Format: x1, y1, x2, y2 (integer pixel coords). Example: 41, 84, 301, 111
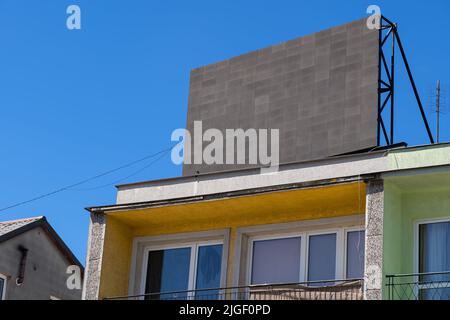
364, 179, 384, 300
82, 212, 105, 300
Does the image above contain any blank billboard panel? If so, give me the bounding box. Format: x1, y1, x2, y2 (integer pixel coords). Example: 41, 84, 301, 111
183, 18, 379, 176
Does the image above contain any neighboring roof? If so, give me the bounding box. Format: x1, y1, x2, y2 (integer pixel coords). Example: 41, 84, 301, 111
0, 216, 43, 237
0, 216, 83, 270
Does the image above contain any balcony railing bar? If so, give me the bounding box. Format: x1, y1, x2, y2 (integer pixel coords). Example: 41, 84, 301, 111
104, 278, 363, 301
386, 271, 450, 278
386, 271, 450, 300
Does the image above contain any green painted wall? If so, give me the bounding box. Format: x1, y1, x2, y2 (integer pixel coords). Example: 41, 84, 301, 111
382, 144, 450, 299
389, 143, 450, 170
382, 183, 402, 289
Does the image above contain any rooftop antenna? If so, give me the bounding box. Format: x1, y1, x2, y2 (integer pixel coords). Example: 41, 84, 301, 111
436, 80, 441, 143
429, 80, 446, 143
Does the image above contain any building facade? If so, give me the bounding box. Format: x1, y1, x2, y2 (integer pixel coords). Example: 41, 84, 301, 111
83, 144, 450, 300
0, 216, 83, 300
383, 145, 450, 299
82, 17, 449, 301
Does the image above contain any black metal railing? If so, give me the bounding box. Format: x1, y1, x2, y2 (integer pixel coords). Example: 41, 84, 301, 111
104, 279, 363, 300
386, 271, 450, 300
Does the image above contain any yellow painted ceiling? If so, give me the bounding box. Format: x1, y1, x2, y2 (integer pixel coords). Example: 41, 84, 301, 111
107, 182, 366, 236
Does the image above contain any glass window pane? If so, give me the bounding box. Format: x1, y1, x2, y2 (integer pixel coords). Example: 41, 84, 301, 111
420, 222, 450, 273
0, 278, 4, 300
308, 233, 336, 284
346, 231, 365, 279
419, 222, 450, 300
251, 237, 301, 285
145, 247, 191, 300
195, 244, 223, 299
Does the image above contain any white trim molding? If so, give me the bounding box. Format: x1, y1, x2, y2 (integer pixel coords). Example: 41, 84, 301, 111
128, 229, 230, 297
233, 215, 365, 287
413, 217, 450, 275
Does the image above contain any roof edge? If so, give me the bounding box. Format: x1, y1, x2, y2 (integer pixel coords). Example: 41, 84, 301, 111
88, 174, 376, 214
115, 148, 389, 190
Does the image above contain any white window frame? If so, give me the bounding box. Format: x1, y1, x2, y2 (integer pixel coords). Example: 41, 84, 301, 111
0, 273, 6, 300
140, 240, 224, 299
413, 217, 450, 298
247, 232, 303, 285
247, 226, 365, 286
343, 227, 366, 280
414, 217, 450, 275
305, 229, 341, 283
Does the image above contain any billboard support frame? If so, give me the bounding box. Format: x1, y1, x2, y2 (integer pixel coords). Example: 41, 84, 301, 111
377, 16, 435, 146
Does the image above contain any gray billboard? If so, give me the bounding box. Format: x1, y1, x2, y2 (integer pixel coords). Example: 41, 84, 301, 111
183, 17, 379, 176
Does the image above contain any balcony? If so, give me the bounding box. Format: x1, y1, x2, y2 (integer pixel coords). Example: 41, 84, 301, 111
104, 279, 364, 301
386, 271, 450, 300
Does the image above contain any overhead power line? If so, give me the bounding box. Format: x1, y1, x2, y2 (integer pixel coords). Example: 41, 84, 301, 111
0, 145, 174, 213
69, 149, 171, 191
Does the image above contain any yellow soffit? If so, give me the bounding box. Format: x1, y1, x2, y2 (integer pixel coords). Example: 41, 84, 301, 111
106, 182, 366, 232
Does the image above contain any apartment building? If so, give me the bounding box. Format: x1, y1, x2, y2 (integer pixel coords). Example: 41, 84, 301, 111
83, 17, 450, 300
82, 143, 450, 300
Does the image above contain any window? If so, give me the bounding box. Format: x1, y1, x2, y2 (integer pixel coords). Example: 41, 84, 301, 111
419, 221, 450, 273
418, 220, 450, 300
195, 244, 223, 299
0, 274, 6, 300
145, 247, 191, 299
143, 242, 223, 300
251, 237, 301, 285
249, 228, 365, 286
346, 230, 365, 279
308, 233, 337, 284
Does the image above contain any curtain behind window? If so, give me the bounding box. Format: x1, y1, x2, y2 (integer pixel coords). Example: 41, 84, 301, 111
419, 221, 450, 300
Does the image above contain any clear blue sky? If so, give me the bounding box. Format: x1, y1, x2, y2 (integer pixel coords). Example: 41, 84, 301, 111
0, 0, 449, 263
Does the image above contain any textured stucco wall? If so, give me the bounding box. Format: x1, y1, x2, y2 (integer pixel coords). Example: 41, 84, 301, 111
364, 179, 384, 300
389, 143, 450, 170
82, 212, 105, 300
381, 182, 403, 299
381, 183, 402, 289
401, 190, 450, 272
117, 151, 388, 204
0, 227, 82, 300
98, 216, 133, 299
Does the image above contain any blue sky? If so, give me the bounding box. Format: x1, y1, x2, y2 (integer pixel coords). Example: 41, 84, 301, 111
0, 0, 449, 262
